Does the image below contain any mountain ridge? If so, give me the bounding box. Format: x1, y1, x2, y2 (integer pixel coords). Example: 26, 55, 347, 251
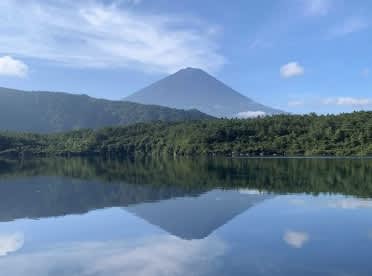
0, 87, 212, 133
125, 67, 282, 118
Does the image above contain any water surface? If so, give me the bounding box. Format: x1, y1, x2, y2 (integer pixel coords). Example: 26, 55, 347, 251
0, 157, 371, 275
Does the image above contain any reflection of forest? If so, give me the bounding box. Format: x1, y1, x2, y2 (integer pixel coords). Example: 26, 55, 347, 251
0, 157, 371, 223
1, 157, 371, 195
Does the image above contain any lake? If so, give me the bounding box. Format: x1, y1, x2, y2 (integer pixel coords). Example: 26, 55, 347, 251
0, 157, 371, 275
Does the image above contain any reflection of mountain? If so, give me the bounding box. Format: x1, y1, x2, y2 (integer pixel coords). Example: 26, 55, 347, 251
0, 175, 270, 239
0, 176, 206, 222
127, 190, 270, 240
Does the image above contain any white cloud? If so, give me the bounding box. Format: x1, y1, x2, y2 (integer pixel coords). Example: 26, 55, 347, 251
0, 233, 24, 257
362, 68, 370, 77
322, 97, 372, 107
0, 56, 28, 77
330, 17, 369, 37
0, 235, 226, 276
236, 111, 267, 119
288, 100, 305, 107
280, 62, 304, 78
248, 39, 271, 50
0, 0, 225, 74
303, 0, 332, 16
283, 231, 309, 248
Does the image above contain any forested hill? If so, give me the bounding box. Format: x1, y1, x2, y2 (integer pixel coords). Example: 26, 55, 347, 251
0, 87, 212, 133
1, 111, 371, 157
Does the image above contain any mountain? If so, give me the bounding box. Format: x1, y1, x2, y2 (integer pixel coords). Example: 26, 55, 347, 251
0, 87, 212, 133
0, 174, 270, 239
125, 67, 282, 118
0, 175, 204, 223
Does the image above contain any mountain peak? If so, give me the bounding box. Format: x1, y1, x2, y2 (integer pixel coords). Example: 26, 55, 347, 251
175, 67, 208, 75
179, 67, 200, 71
125, 69, 283, 118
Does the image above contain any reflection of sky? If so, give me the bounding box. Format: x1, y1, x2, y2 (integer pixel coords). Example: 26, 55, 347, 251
214, 195, 372, 275
0, 208, 165, 251
1, 194, 372, 275
0, 235, 226, 276
0, 208, 227, 275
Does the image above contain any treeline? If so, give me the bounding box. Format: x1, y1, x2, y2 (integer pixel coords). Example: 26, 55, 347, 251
0, 111, 371, 157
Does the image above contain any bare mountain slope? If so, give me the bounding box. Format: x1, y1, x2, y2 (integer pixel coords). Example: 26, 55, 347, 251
125, 67, 282, 118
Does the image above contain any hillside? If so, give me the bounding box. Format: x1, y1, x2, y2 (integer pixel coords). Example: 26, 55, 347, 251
0, 87, 212, 133
1, 111, 371, 157
125, 67, 282, 118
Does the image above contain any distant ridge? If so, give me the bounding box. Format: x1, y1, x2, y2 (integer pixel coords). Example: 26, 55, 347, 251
125, 67, 283, 118
0, 87, 212, 133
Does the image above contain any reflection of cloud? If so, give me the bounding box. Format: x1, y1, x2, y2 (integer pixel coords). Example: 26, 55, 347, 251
327, 199, 372, 209
238, 189, 264, 195
284, 231, 309, 248
288, 199, 306, 206
0, 233, 24, 257
0, 235, 226, 276
288, 197, 372, 210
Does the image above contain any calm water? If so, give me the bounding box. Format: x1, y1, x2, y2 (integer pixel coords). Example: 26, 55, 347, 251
0, 157, 371, 275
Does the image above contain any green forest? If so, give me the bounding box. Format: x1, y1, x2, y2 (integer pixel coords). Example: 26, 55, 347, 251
0, 111, 371, 157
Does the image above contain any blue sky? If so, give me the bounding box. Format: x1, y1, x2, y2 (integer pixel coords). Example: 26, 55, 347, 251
0, 0, 371, 114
